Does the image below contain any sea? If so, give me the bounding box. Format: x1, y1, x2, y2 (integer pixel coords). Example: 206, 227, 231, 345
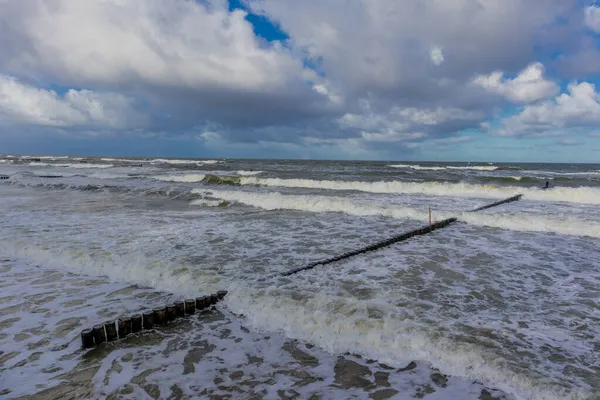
0, 155, 598, 400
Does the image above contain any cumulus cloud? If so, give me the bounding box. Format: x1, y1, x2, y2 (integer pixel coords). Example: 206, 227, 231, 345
3, 0, 304, 91
430, 47, 444, 66
0, 0, 336, 130
584, 6, 600, 34
247, 0, 572, 93
473, 63, 559, 103
491, 81, 600, 137
0, 75, 146, 128
0, 0, 594, 158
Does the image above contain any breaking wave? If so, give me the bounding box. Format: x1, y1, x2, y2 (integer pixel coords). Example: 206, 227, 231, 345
192, 189, 600, 238
230, 177, 600, 205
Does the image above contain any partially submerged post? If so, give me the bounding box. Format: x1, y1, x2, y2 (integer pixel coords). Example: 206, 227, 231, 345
217, 290, 228, 300
118, 316, 132, 338
131, 314, 142, 333
104, 321, 118, 342
92, 324, 106, 345
185, 299, 195, 314
195, 296, 205, 310
142, 311, 154, 330
174, 301, 185, 318
153, 307, 166, 326
81, 329, 94, 349
165, 304, 176, 322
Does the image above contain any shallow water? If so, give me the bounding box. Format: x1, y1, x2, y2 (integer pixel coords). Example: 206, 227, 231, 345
1, 156, 599, 399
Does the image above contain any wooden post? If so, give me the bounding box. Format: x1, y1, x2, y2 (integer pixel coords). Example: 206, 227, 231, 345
165, 304, 176, 322
153, 307, 166, 326
195, 296, 205, 310
92, 324, 106, 345
104, 321, 118, 342
174, 301, 185, 318
428, 206, 432, 226
143, 311, 154, 330
118, 317, 132, 338
81, 328, 94, 349
217, 290, 228, 300
131, 314, 142, 333
210, 294, 219, 305
185, 299, 195, 314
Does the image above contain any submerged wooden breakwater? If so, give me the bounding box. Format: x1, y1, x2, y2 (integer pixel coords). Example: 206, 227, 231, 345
470, 194, 523, 212
282, 194, 523, 276
80, 290, 227, 349
282, 218, 457, 276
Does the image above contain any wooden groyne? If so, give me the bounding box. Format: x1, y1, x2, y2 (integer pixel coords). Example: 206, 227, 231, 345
282, 218, 457, 276
470, 194, 523, 212
282, 194, 523, 276
80, 291, 227, 349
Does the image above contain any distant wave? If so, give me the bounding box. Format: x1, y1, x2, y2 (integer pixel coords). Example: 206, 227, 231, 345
152, 174, 207, 183
389, 164, 499, 171
151, 158, 220, 165
100, 158, 221, 166
224, 176, 600, 205
388, 164, 446, 171
29, 162, 114, 169
236, 170, 263, 176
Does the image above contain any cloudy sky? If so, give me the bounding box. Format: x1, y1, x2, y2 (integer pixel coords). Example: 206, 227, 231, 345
1, 0, 600, 162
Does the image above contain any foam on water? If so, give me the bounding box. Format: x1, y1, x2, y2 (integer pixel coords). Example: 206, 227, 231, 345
29, 162, 115, 169
152, 173, 207, 183
236, 177, 600, 205
389, 164, 447, 171
388, 164, 498, 171
151, 158, 220, 165
224, 288, 589, 400
236, 170, 263, 176
193, 189, 600, 238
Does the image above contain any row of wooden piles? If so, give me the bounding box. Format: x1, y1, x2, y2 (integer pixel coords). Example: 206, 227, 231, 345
80, 290, 227, 349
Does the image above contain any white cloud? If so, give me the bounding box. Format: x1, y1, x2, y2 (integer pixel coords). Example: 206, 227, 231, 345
1, 0, 313, 92
0, 75, 146, 128
492, 81, 600, 137
473, 62, 559, 103
430, 46, 444, 66
584, 6, 600, 34
247, 0, 571, 93
0, 0, 591, 157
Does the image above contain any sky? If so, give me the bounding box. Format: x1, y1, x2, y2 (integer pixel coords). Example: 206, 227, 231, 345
1, 0, 600, 162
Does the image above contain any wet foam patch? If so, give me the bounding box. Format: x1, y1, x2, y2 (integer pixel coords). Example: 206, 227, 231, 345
0, 258, 170, 398
0, 258, 510, 400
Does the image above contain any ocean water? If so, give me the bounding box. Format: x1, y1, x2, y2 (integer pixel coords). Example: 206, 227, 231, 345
0, 155, 599, 400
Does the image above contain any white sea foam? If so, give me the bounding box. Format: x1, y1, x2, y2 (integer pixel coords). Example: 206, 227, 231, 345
236, 170, 263, 176
190, 198, 225, 207
389, 164, 498, 171
100, 157, 148, 163
388, 164, 446, 171
29, 162, 114, 169
236, 177, 600, 205
447, 166, 498, 171
225, 288, 587, 400
193, 189, 426, 220
23, 155, 70, 160
153, 174, 207, 182
194, 189, 600, 238
150, 158, 220, 165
